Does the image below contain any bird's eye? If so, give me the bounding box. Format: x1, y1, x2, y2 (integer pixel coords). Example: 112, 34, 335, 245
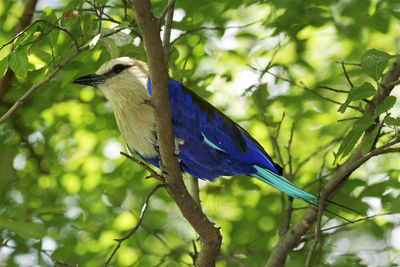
112, 64, 129, 74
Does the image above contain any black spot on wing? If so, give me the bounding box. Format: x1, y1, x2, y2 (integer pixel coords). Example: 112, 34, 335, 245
235, 124, 283, 175
179, 83, 247, 153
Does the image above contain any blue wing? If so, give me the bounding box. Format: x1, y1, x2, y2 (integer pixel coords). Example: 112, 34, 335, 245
145, 78, 319, 206
146, 78, 281, 177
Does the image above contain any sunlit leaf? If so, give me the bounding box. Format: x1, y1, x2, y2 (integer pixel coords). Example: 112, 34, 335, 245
361, 49, 390, 81
374, 95, 397, 117
361, 127, 379, 156
8, 49, 28, 78
338, 82, 376, 113
0, 217, 46, 239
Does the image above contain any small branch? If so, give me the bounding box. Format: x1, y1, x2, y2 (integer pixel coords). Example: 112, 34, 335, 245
305, 171, 326, 267
337, 117, 362, 122
104, 184, 165, 266
162, 0, 175, 64
293, 137, 342, 178
0, 19, 79, 51
319, 212, 395, 233
317, 85, 348, 93
120, 151, 165, 182
272, 113, 286, 167
264, 69, 363, 113
341, 61, 353, 88
335, 61, 361, 67
0, 45, 89, 125
189, 176, 201, 207
158, 0, 175, 26
172, 20, 262, 45
54, 259, 75, 267
265, 56, 400, 267
387, 79, 400, 88
285, 122, 295, 180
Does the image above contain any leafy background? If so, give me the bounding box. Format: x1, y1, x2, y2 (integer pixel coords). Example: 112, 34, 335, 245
1, 0, 400, 266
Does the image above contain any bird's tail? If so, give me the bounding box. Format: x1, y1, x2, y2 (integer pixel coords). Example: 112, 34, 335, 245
252, 165, 358, 222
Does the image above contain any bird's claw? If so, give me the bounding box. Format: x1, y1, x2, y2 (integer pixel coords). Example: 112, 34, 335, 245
174, 137, 184, 156
159, 159, 168, 177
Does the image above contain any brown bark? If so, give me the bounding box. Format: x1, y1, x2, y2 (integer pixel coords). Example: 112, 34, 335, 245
131, 1, 222, 266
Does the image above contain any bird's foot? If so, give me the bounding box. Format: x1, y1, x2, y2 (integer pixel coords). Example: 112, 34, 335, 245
159, 159, 168, 177
138, 99, 154, 107
174, 137, 184, 156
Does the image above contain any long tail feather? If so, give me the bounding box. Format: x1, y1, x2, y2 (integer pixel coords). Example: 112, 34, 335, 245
252, 165, 356, 222
253, 165, 318, 205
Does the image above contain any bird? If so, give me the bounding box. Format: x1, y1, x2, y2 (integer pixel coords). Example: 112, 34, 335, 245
73, 57, 353, 220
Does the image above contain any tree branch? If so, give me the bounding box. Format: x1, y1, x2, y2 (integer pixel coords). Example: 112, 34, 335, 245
0, 45, 89, 125
120, 151, 165, 182
162, 0, 174, 64
104, 184, 165, 266
265, 56, 400, 267
131, 1, 222, 266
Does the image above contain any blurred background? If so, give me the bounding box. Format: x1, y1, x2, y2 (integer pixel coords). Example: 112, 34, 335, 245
0, 0, 400, 266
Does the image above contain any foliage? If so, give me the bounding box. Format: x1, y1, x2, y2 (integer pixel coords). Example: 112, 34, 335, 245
0, 0, 400, 266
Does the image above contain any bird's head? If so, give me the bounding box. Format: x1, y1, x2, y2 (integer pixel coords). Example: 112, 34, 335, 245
73, 57, 150, 101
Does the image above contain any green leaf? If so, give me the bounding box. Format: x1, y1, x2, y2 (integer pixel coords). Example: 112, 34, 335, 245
361, 127, 379, 156
338, 82, 376, 113
336, 114, 374, 159
361, 49, 390, 81
353, 114, 375, 132
89, 33, 101, 49
8, 49, 28, 78
374, 95, 397, 117
384, 116, 400, 126
336, 129, 363, 159
0, 217, 46, 239
100, 38, 120, 58
108, 31, 133, 47
40, 7, 60, 46
0, 57, 8, 79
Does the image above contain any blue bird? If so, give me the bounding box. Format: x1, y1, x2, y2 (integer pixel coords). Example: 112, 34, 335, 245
73, 57, 351, 219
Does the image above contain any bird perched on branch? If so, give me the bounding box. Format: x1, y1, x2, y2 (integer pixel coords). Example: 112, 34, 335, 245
73, 57, 352, 219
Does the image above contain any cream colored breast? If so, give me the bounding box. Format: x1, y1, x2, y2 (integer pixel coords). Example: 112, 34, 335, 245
98, 72, 158, 158
114, 102, 157, 158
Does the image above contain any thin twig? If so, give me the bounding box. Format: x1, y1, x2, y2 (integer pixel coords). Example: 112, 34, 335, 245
158, 0, 175, 26
54, 259, 75, 267
337, 117, 362, 122
120, 151, 165, 182
341, 61, 354, 88
305, 159, 326, 267
0, 19, 80, 51
162, 0, 175, 64
294, 137, 343, 178
317, 85, 348, 93
104, 184, 165, 266
171, 20, 262, 45
0, 45, 88, 125
189, 176, 201, 207
285, 122, 295, 181
264, 70, 363, 112
335, 61, 362, 67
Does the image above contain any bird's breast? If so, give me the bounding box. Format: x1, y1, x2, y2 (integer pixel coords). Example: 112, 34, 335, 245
107, 95, 158, 158
115, 110, 158, 158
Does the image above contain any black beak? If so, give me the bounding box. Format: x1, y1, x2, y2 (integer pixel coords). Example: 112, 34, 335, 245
73, 74, 106, 87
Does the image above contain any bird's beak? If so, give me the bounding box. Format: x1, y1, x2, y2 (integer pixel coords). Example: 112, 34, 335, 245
73, 74, 106, 87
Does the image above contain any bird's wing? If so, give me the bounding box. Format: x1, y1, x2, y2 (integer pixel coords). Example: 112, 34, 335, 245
147, 78, 282, 175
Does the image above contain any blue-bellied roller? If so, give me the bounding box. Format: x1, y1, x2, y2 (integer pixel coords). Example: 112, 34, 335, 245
73, 57, 351, 218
